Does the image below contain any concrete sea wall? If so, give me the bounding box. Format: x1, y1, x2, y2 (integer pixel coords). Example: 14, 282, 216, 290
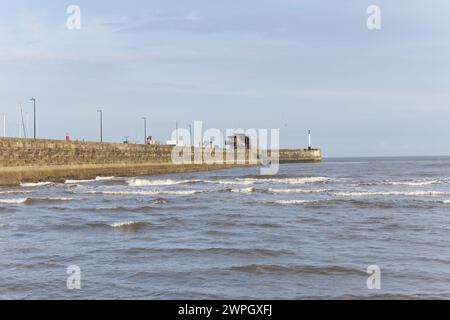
0, 138, 321, 185
0, 138, 174, 167
278, 148, 322, 163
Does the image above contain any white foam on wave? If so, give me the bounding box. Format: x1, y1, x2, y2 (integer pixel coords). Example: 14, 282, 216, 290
109, 221, 139, 228
0, 190, 31, 194
230, 187, 255, 193
20, 182, 53, 187
442, 200, 450, 204
333, 191, 450, 197
0, 197, 75, 205
65, 176, 115, 184
271, 200, 310, 205
238, 177, 329, 185
279, 177, 330, 184
205, 179, 254, 186
65, 179, 94, 184
44, 197, 75, 201
0, 198, 28, 204
384, 179, 442, 186
133, 176, 336, 187
268, 188, 328, 194
126, 178, 196, 187
96, 176, 115, 181
87, 189, 199, 196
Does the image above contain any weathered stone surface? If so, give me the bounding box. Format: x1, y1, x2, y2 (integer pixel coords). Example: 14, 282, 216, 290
278, 148, 322, 163
0, 138, 173, 167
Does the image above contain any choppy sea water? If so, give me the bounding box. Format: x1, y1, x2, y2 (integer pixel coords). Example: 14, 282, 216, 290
1, 157, 450, 299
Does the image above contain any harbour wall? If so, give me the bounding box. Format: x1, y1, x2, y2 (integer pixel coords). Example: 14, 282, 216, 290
0, 138, 321, 185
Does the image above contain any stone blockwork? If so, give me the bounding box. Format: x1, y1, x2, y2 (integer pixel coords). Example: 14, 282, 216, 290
0, 138, 321, 185
278, 148, 322, 163
0, 138, 173, 167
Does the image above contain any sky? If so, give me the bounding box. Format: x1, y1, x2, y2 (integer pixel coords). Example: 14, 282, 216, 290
0, 0, 449, 157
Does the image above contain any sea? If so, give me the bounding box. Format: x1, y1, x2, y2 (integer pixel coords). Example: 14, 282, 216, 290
1, 156, 450, 299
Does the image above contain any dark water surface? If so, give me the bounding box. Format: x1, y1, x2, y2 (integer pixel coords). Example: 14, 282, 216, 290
1, 157, 450, 299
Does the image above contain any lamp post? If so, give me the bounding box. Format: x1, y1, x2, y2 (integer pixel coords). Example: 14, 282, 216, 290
175, 121, 178, 146
308, 130, 311, 150
30, 97, 36, 139
97, 110, 103, 142
142, 117, 147, 144
188, 124, 192, 146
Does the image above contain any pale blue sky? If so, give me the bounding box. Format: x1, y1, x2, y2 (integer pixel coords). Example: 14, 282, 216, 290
0, 0, 449, 156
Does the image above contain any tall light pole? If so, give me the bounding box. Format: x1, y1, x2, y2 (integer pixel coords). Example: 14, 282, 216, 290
175, 121, 178, 146
142, 117, 147, 144
188, 124, 192, 146
97, 110, 103, 142
308, 130, 311, 150
30, 97, 36, 139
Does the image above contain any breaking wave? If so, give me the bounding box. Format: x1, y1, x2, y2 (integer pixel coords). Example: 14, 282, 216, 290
333, 191, 450, 197
267, 188, 328, 194
383, 179, 443, 186
0, 197, 75, 205
86, 189, 200, 196
109, 221, 145, 228
86, 221, 150, 231
228, 187, 256, 193
0, 190, 31, 194
65, 176, 115, 184
126, 178, 198, 186
239, 176, 330, 185
269, 200, 311, 205
33, 197, 75, 203
0, 198, 29, 204
20, 182, 54, 187
205, 179, 255, 186
119, 176, 331, 188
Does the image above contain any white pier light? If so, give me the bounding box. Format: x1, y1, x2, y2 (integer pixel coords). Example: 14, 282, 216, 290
308, 130, 311, 150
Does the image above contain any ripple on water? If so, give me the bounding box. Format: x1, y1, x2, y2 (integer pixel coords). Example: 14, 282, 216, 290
124, 247, 294, 258
227, 264, 365, 276
87, 221, 152, 231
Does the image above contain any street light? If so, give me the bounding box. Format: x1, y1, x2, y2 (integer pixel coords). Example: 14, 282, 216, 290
97, 109, 103, 142
308, 130, 311, 150
29, 97, 36, 139
188, 124, 192, 146
175, 121, 178, 146
142, 117, 147, 145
